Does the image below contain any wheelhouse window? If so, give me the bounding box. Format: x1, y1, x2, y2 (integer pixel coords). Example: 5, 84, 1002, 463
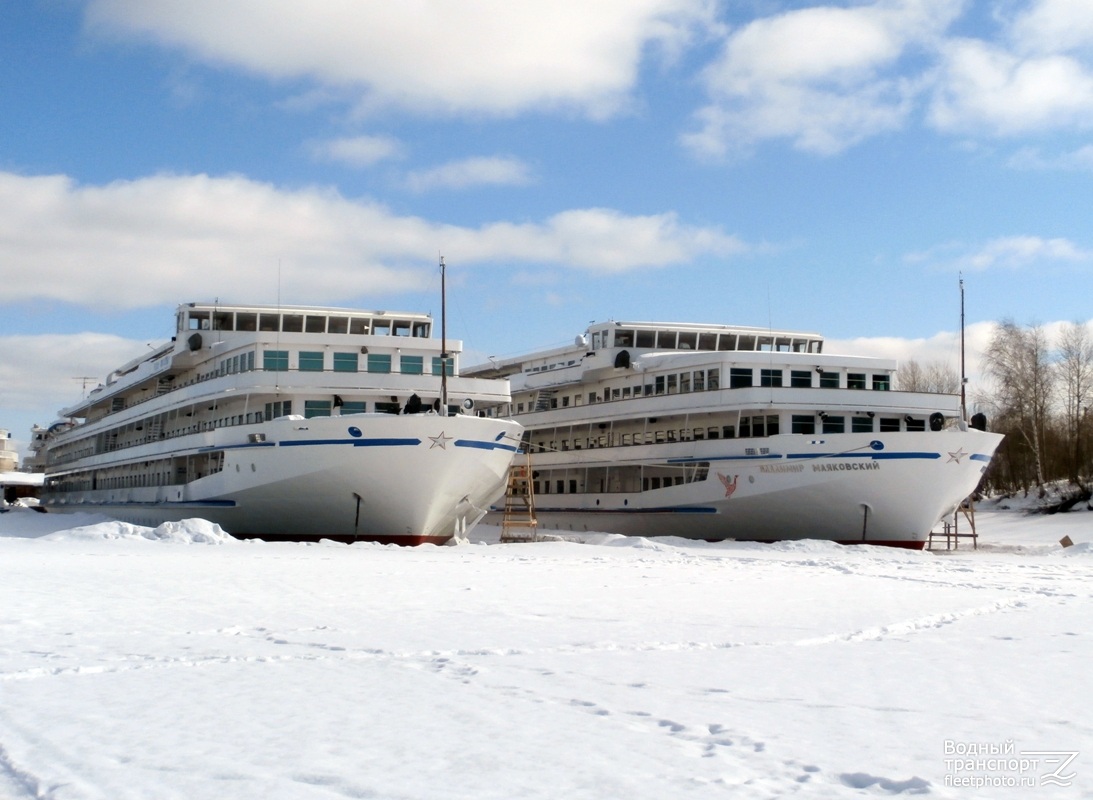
282, 314, 304, 333
432, 356, 453, 376
761, 369, 783, 387
791, 414, 815, 434
790, 370, 812, 388
265, 400, 292, 419
328, 316, 349, 334
872, 374, 891, 391
305, 315, 326, 333
847, 373, 866, 390
401, 355, 424, 375
729, 368, 752, 389
819, 371, 840, 388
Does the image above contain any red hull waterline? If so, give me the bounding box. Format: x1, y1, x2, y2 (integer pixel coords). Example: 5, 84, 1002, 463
230, 532, 451, 546
691, 536, 929, 550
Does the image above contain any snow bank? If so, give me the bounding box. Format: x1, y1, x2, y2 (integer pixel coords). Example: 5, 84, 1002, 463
41, 517, 235, 544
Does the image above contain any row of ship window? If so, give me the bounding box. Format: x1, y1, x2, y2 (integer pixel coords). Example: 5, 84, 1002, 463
517, 368, 892, 413
185, 310, 430, 338
530, 414, 925, 452
247, 351, 453, 375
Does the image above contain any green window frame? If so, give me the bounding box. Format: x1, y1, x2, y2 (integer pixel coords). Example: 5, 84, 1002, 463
304, 400, 332, 419
263, 350, 288, 371
400, 355, 424, 375
333, 353, 359, 373
367, 354, 392, 374
340, 401, 367, 414
299, 351, 324, 372
432, 356, 453, 376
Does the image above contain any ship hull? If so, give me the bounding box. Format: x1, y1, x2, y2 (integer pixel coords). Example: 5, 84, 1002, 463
43, 413, 522, 544
495, 429, 1003, 549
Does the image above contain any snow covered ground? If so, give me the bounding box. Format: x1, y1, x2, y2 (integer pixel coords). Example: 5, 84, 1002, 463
0, 498, 1090, 799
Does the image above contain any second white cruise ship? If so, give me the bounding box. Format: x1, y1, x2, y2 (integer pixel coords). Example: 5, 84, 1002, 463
466, 320, 1003, 548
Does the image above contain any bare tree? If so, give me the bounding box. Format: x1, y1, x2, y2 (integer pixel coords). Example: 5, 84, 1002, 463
1057, 321, 1093, 483
981, 320, 1054, 490
897, 359, 959, 393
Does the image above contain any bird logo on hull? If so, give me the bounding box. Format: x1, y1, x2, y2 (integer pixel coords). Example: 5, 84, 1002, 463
717, 473, 739, 498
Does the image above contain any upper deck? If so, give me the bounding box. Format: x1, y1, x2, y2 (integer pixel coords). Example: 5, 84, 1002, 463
59, 302, 453, 420
179, 303, 432, 339
468, 320, 829, 383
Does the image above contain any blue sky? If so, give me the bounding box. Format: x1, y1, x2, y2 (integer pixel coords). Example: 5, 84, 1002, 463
2, 0, 1092, 450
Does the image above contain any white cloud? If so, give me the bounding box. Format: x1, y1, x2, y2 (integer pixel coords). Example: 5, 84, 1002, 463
1007, 143, 1093, 171
0, 171, 746, 310
827, 321, 996, 401
1009, 0, 1093, 56
929, 38, 1093, 135
84, 0, 714, 119
467, 208, 745, 272
0, 333, 148, 416
683, 0, 962, 157
307, 135, 404, 168
404, 157, 534, 193
906, 235, 1093, 272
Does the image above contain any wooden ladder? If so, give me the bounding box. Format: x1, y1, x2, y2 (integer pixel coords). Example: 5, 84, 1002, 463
500, 451, 539, 543
927, 496, 978, 551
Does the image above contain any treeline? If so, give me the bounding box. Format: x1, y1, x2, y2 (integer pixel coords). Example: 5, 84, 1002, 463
900, 320, 1093, 496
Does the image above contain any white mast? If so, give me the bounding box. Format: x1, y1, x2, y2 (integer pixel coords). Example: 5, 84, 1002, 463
440, 256, 448, 416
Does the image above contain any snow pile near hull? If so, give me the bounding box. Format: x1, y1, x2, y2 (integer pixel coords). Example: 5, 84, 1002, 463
42, 517, 235, 544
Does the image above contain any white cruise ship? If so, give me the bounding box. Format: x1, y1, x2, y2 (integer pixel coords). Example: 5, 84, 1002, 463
466, 320, 1004, 548
35, 302, 523, 544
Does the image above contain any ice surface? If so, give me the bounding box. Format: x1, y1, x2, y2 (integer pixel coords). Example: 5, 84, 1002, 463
0, 502, 1090, 798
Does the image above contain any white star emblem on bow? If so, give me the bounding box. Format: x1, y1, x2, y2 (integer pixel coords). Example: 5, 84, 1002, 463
947, 448, 968, 463
429, 431, 452, 449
